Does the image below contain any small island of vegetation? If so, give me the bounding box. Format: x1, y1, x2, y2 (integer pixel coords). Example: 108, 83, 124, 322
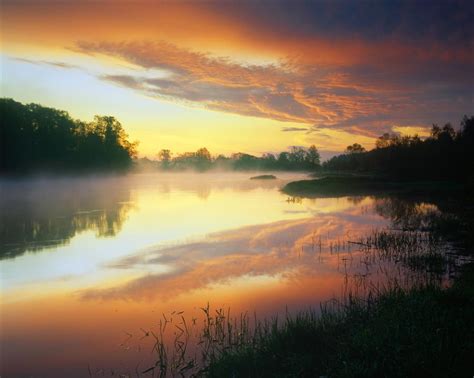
250, 174, 277, 180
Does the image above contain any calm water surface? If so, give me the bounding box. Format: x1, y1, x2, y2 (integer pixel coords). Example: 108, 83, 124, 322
0, 172, 432, 376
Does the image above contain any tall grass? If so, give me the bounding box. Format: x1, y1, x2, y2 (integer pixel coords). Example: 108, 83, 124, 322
137, 273, 474, 377
128, 225, 473, 377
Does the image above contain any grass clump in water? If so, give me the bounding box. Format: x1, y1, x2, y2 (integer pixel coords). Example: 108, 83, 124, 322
142, 266, 474, 377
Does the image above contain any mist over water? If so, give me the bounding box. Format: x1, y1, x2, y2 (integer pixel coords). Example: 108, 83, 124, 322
0, 172, 446, 377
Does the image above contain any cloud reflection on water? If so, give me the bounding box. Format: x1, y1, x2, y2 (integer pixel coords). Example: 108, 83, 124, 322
81, 207, 386, 301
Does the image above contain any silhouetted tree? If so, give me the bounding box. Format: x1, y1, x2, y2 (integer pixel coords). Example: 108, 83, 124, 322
157, 149, 172, 169
323, 115, 474, 181
346, 143, 366, 154
0, 98, 137, 173
375, 133, 392, 149
277, 152, 291, 169
195, 148, 212, 171
305, 145, 321, 168
288, 146, 306, 165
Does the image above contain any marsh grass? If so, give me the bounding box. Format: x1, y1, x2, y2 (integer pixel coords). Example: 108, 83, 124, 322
201, 267, 474, 378
138, 275, 474, 377
128, 225, 473, 377
207, 291, 473, 377
356, 230, 445, 273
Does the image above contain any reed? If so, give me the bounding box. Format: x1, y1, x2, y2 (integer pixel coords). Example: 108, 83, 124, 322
134, 227, 472, 377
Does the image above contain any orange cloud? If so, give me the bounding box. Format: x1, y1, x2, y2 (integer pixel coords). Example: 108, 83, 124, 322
71, 40, 407, 130
3, 0, 473, 141
71, 38, 472, 138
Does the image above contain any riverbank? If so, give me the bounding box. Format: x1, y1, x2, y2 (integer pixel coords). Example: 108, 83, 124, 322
139, 201, 474, 377
200, 176, 474, 377
205, 262, 474, 377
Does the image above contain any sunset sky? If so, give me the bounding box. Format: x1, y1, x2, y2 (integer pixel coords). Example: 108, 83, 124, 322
1, 0, 473, 159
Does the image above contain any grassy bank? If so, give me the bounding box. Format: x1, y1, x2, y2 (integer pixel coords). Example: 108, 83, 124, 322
205, 264, 474, 377
282, 176, 464, 198
202, 188, 474, 377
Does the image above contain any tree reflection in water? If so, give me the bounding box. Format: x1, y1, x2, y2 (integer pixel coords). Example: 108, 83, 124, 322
0, 176, 134, 259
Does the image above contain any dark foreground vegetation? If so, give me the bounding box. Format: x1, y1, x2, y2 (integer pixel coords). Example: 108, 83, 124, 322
0, 98, 137, 174
132, 191, 474, 377
139, 270, 474, 377
201, 193, 474, 377
142, 251, 474, 377
205, 266, 474, 377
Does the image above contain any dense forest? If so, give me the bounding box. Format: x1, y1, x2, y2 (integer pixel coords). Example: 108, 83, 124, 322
153, 145, 321, 171
0, 98, 137, 173
323, 116, 474, 181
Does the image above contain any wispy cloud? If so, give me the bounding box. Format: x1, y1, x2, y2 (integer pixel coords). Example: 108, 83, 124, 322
14, 57, 78, 69
74, 39, 473, 137
281, 127, 308, 132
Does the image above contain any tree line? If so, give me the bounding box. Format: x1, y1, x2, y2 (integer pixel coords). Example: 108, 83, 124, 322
323, 116, 474, 181
1, 98, 321, 174
5, 98, 471, 179
0, 98, 137, 174
154, 145, 321, 171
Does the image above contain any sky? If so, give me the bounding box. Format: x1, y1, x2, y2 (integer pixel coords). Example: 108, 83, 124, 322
1, 0, 473, 159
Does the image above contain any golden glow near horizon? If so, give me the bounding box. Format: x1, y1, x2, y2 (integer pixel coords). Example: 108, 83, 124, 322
1, 1, 472, 158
